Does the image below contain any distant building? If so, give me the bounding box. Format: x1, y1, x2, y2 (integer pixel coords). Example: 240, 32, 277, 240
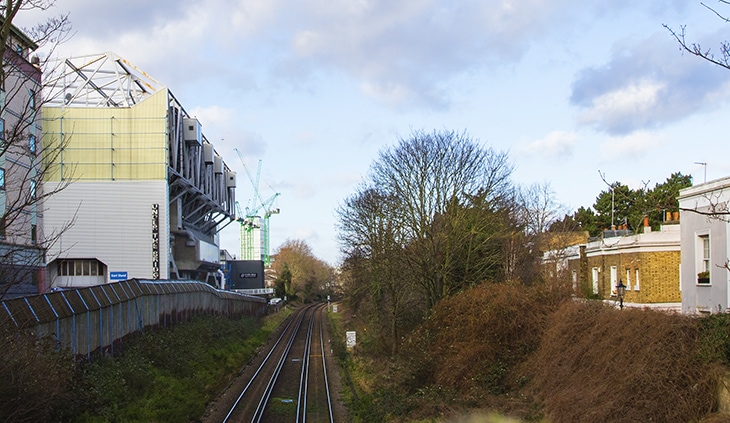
0, 20, 44, 298
41, 52, 237, 289
544, 218, 682, 310
678, 176, 730, 314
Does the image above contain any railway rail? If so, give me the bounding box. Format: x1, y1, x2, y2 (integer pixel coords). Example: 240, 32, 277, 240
221, 303, 336, 422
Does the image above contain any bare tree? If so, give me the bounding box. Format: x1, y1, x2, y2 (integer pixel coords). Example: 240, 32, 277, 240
679, 190, 730, 218
338, 187, 421, 353
517, 181, 565, 237
664, 1, 730, 70
512, 182, 575, 286
344, 129, 514, 311
0, 1, 74, 299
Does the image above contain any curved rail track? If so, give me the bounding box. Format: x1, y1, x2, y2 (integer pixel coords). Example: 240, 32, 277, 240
222, 303, 335, 422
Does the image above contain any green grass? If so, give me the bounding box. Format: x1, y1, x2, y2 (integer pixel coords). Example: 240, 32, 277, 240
72, 308, 292, 422
267, 397, 298, 417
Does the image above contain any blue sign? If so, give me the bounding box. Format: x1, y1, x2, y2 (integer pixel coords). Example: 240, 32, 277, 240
110, 271, 128, 281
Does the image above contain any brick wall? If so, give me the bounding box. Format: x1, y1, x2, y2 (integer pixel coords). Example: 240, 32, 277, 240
582, 250, 680, 303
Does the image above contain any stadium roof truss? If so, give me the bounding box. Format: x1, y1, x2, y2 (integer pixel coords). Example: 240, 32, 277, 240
44, 51, 164, 108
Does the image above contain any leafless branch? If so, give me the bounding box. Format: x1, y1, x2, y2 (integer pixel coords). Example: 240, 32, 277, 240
0, 1, 76, 298
701, 1, 730, 22
664, 0, 730, 71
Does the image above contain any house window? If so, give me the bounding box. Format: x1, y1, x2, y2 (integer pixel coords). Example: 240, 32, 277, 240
30, 224, 36, 244
572, 270, 577, 292
592, 267, 599, 295
0, 168, 5, 189
625, 268, 632, 290
701, 235, 710, 273
30, 180, 36, 200
610, 266, 618, 295
696, 234, 711, 284
0, 217, 5, 238
0, 118, 5, 141
29, 134, 36, 154
635, 268, 640, 291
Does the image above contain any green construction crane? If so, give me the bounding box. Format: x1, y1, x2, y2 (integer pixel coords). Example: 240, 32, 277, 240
235, 200, 259, 260
260, 193, 280, 266
234, 148, 280, 265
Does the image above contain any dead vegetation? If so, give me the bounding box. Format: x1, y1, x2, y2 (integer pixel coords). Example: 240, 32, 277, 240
523, 302, 718, 422
343, 283, 730, 422
400, 283, 567, 399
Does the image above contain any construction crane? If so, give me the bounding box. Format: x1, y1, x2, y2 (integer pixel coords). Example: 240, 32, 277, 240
235, 200, 259, 260
259, 193, 281, 267
234, 148, 280, 266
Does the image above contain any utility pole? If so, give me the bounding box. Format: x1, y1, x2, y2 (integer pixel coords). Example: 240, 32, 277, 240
695, 162, 707, 183
611, 186, 615, 229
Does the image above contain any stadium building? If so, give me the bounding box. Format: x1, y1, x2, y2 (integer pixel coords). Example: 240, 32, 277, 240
41, 52, 237, 289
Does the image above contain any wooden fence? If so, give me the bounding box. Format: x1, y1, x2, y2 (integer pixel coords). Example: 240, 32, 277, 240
0, 279, 267, 359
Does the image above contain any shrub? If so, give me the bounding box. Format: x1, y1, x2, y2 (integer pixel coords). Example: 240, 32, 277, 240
698, 312, 730, 365
74, 314, 262, 421
0, 325, 75, 422
523, 302, 718, 423
400, 283, 569, 397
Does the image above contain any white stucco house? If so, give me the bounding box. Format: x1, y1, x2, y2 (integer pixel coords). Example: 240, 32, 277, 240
678, 176, 730, 314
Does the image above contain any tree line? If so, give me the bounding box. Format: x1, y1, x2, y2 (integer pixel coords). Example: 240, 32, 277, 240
336, 130, 557, 354
335, 129, 693, 354
270, 238, 336, 302
551, 172, 692, 237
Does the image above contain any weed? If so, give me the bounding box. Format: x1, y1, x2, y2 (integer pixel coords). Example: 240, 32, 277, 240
73, 314, 264, 421
267, 397, 297, 417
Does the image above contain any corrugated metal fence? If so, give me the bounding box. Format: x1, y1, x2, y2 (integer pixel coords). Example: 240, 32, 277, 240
0, 279, 267, 359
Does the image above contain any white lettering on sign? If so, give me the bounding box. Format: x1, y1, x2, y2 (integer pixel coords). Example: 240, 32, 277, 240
152, 204, 160, 279
110, 271, 128, 280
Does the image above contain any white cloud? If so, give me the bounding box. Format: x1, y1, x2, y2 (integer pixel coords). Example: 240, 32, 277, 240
571, 31, 730, 135
599, 131, 661, 161
578, 79, 665, 129
275, 178, 316, 200
189, 105, 236, 129
188, 106, 267, 160
520, 131, 578, 158
280, 0, 582, 108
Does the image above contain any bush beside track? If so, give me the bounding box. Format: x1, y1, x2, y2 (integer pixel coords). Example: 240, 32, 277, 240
332, 283, 730, 423
0, 307, 291, 422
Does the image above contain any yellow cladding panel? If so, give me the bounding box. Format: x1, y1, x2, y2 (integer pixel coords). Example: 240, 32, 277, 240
42, 90, 168, 181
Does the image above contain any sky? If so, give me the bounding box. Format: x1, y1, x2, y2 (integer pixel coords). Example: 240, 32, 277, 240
15, 1, 730, 266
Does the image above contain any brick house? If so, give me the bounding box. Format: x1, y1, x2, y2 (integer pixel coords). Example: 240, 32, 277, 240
544, 218, 682, 310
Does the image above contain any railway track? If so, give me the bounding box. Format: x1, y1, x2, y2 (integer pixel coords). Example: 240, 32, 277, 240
221, 303, 336, 423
